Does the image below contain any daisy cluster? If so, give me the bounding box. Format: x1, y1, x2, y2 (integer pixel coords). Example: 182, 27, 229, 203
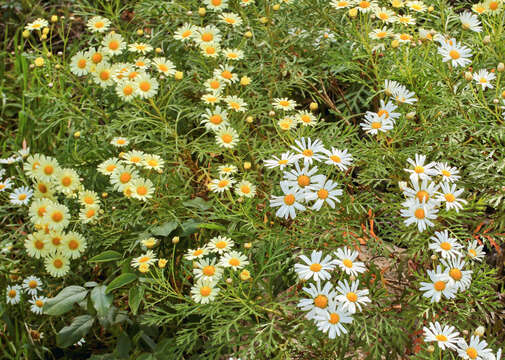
360, 79, 416, 135
130, 237, 168, 273
183, 235, 251, 304
294, 249, 370, 339
272, 97, 319, 131
5, 153, 101, 277
207, 164, 257, 198
172, 9, 253, 151
67, 15, 181, 101
267, 137, 353, 219
400, 154, 467, 232
5, 276, 48, 315
97, 137, 164, 201
423, 321, 501, 360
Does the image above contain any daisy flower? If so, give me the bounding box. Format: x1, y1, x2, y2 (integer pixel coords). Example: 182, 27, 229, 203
290, 137, 326, 166
377, 99, 401, 122
355, 0, 377, 13
25, 18, 48, 31
142, 154, 164, 171
30, 196, 56, 223
218, 164, 238, 176
201, 93, 222, 105
472, 2, 487, 14
93, 63, 114, 88
473, 69, 495, 90
214, 65, 238, 84
185, 247, 209, 261
22, 276, 43, 296
87, 47, 109, 66
115, 81, 136, 102
200, 42, 221, 58
436, 183, 467, 212
429, 230, 463, 259
33, 180, 53, 199
55, 168, 80, 194
400, 198, 438, 232
264, 151, 299, 170
215, 127, 239, 149
201, 107, 228, 131
70, 51, 90, 76
130, 178, 154, 201
419, 267, 455, 303
335, 279, 371, 314
459, 11, 482, 32
9, 186, 33, 206
110, 165, 139, 191
222, 48, 244, 61
404, 153, 438, 181
133, 57, 150, 70
294, 250, 335, 282
174, 24, 196, 41
152, 57, 176, 76
122, 150, 145, 166
219, 250, 249, 270
278, 116, 297, 131
131, 250, 157, 268
37, 156, 60, 182
208, 236, 234, 254
191, 279, 219, 304
204, 0, 228, 11
334, 247, 366, 276
218, 12, 243, 27
305, 178, 343, 210
135, 74, 158, 99
0, 178, 13, 192
111, 137, 129, 147
283, 162, 326, 196
297, 281, 336, 320
45, 253, 71, 277
204, 77, 226, 94
62, 232, 87, 259
397, 15, 416, 26
47, 230, 65, 254
98, 158, 120, 176
457, 335, 494, 360
375, 7, 396, 22
128, 42, 153, 55
384, 80, 402, 96
193, 25, 221, 45
102, 32, 125, 55
5, 285, 22, 305
272, 98, 297, 111
323, 147, 353, 171
194, 258, 224, 282
29, 296, 47, 315
25, 232, 50, 259
423, 321, 462, 350
235, 180, 256, 198
392, 83, 417, 104
79, 205, 100, 224
467, 240, 485, 261
313, 301, 354, 338
296, 110, 318, 126
437, 40, 473, 68
406, 0, 426, 11
224, 96, 247, 112
331, 0, 353, 9
360, 112, 394, 135
441, 257, 472, 291
208, 176, 235, 193
484, 0, 502, 13
270, 181, 306, 219
369, 27, 393, 40
402, 177, 439, 204
436, 162, 461, 183
87, 16, 110, 33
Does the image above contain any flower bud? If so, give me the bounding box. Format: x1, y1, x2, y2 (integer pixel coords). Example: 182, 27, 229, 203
431, 254, 437, 260
428, 5, 434, 11
240, 269, 251, 281
172, 236, 180, 244
174, 71, 183, 80
398, 181, 407, 191
348, 8, 358, 17
502, 90, 505, 99
158, 259, 168, 268
240, 76, 251, 86
244, 242, 252, 249
246, 116, 253, 123
493, 98, 500, 104
226, 278, 233, 284
22, 30, 30, 38
464, 71, 473, 81
427, 345, 435, 353
155, 47, 162, 54
497, 62, 504, 72
309, 102, 318, 111
474, 326, 485, 337
406, 112, 416, 120
42, 27, 49, 35
136, 29, 144, 36
269, 110, 275, 116
273, 4, 281, 10
483, 35, 491, 44
34, 57, 44, 67
102, 192, 108, 198
244, 31, 253, 38
40, 34, 47, 41
391, 39, 400, 48
259, 17, 268, 24
198, 7, 206, 16
51, 15, 58, 23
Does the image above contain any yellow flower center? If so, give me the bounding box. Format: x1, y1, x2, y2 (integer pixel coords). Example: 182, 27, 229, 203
217, 179, 229, 188
445, 193, 455, 202
202, 265, 215, 276
297, 175, 310, 187
53, 259, 63, 268
120, 173, 131, 183
91, 53, 103, 64
28, 280, 38, 288
44, 165, 54, 175
435, 334, 448, 342
414, 208, 425, 219
200, 286, 212, 296
279, 100, 290, 107
182, 30, 192, 38
489, 1, 498, 10
359, 0, 370, 8
77, 59, 87, 68
480, 77, 487, 84
35, 300, 44, 307
433, 281, 446, 291
210, 115, 222, 124
18, 194, 27, 200
466, 347, 478, 359
449, 268, 462, 280
221, 70, 232, 79
240, 185, 251, 194
68, 239, 79, 250
8, 290, 16, 298
440, 242, 452, 251
99, 70, 110, 81
309, 263, 322, 272
302, 149, 313, 157
94, 21, 104, 28
108, 40, 119, 51
61, 176, 72, 187
416, 190, 429, 202
147, 159, 158, 167
212, 0, 222, 5
106, 164, 116, 172
228, 258, 240, 267
314, 295, 328, 308
346, 292, 358, 302
371, 122, 382, 129
278, 159, 288, 165
414, 165, 424, 173
139, 81, 151, 92
52, 211, 63, 222
468, 249, 477, 257
216, 241, 227, 249
86, 209, 95, 218
221, 134, 233, 143
201, 33, 213, 42
193, 249, 203, 256
34, 240, 44, 250
317, 189, 329, 199
343, 259, 353, 268
284, 194, 295, 205
329, 313, 340, 324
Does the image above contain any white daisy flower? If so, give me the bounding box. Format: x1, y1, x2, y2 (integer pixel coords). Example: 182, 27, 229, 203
218, 12, 243, 27
201, 106, 228, 131
173, 23, 196, 41
9, 186, 33, 206
467, 240, 485, 261
6, 285, 22, 305
194, 258, 223, 282
290, 137, 326, 166
224, 96, 247, 112
184, 247, 209, 261
234, 180, 256, 198
360, 112, 394, 135
29, 296, 47, 315
456, 335, 494, 360
459, 11, 482, 32
322, 147, 353, 171
391, 83, 417, 104
377, 99, 401, 122
435, 162, 461, 183
331, 0, 353, 9
22, 276, 43, 296
204, 0, 228, 11
272, 98, 298, 111
297, 281, 336, 320
193, 25, 222, 45
25, 18, 48, 31
441, 256, 472, 291
404, 153, 438, 181
400, 198, 438, 232
375, 7, 397, 22
0, 178, 13, 192
128, 42, 153, 55
191, 279, 219, 304
473, 69, 496, 90
402, 177, 439, 204
313, 301, 354, 338
282, 162, 326, 197
423, 321, 462, 350
419, 267, 456, 303
269, 181, 306, 220
334, 279, 371, 314
355, 0, 378, 13
87, 16, 110, 33
429, 230, 463, 259
305, 178, 342, 210
207, 236, 234, 254
208, 176, 235, 193
263, 151, 299, 170
436, 182, 467, 212
219, 250, 249, 270
217, 164, 238, 176
294, 250, 335, 282
333, 247, 366, 276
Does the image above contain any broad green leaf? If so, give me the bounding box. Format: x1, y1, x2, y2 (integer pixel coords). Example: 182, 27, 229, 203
180, 219, 201, 236
129, 286, 144, 315
197, 223, 227, 231
44, 286, 88, 316
88, 250, 122, 263
106, 273, 137, 294
150, 221, 178, 236
91, 285, 113, 318
56, 315, 94, 348
183, 197, 211, 211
